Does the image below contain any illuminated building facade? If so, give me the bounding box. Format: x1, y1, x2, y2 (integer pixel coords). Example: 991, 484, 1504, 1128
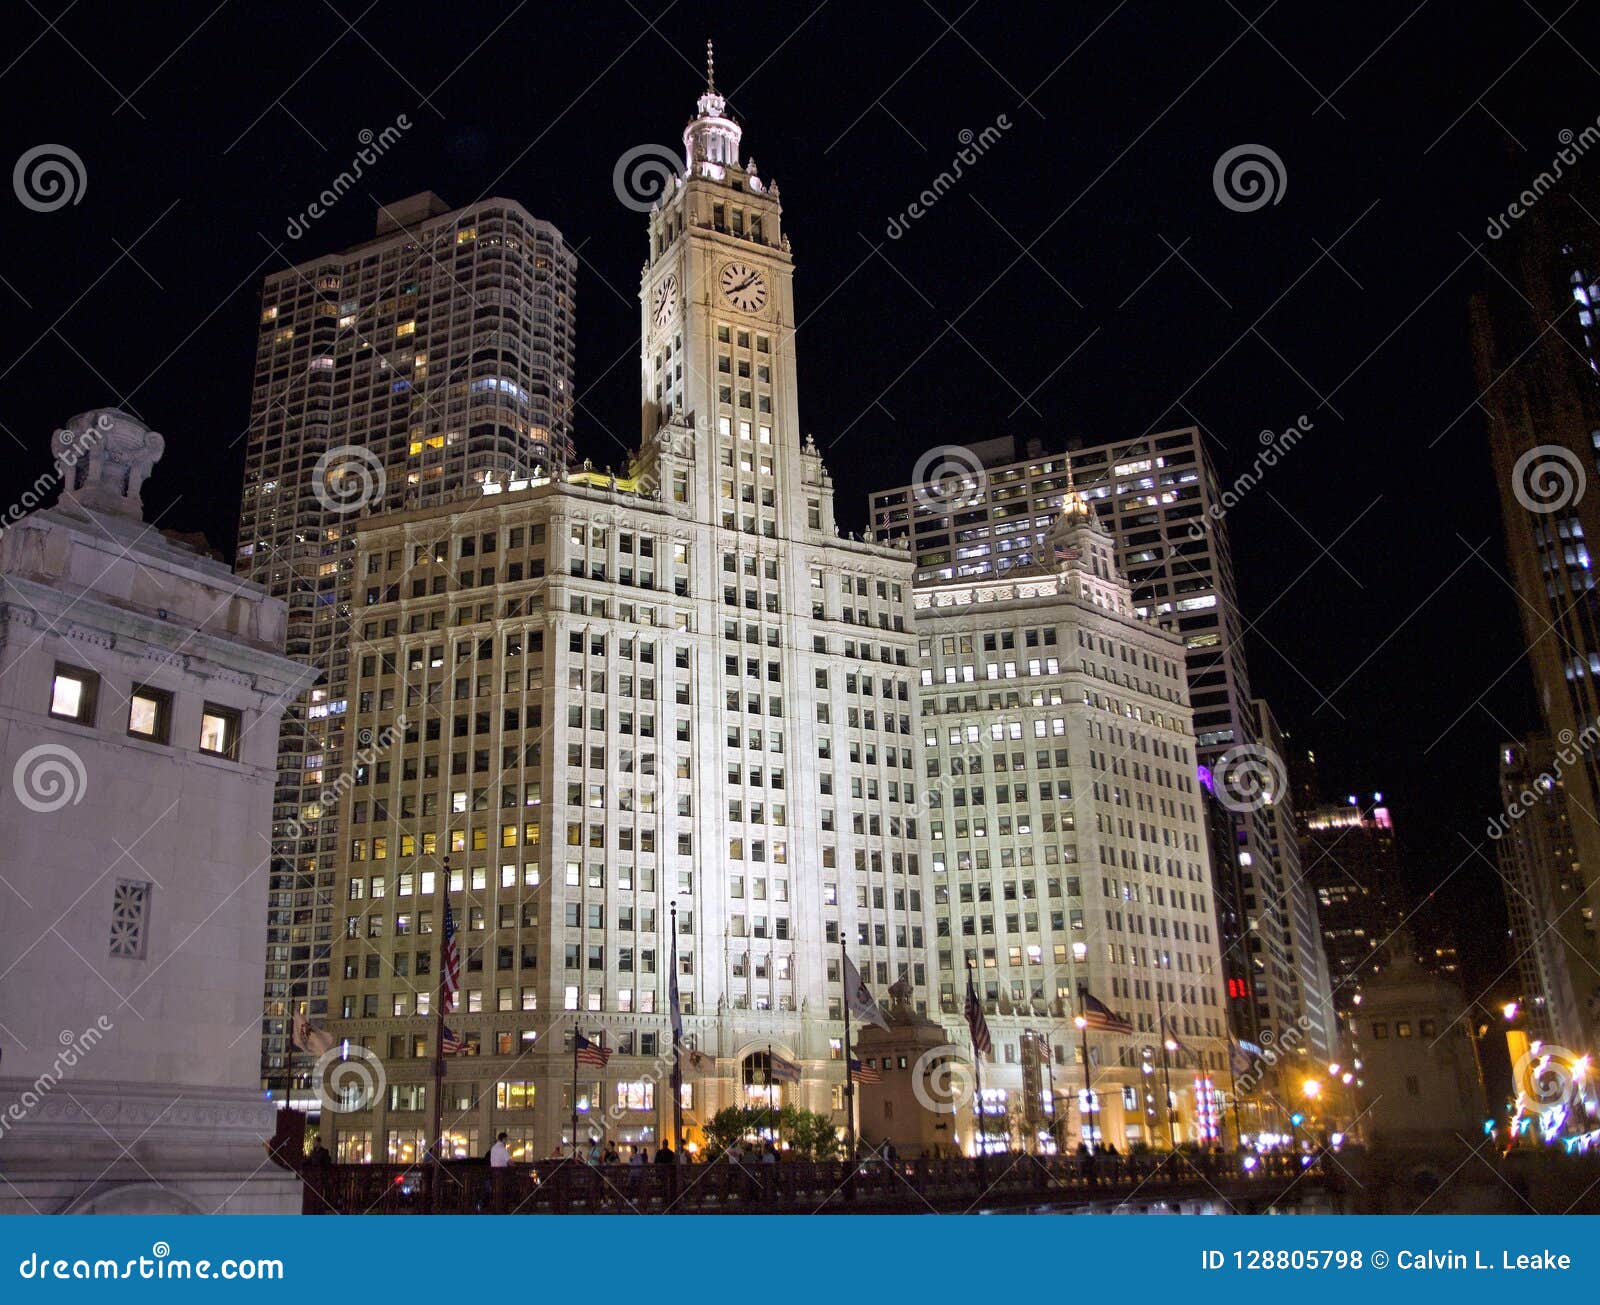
1473, 186, 1600, 1043
915, 488, 1231, 1149
869, 434, 1307, 1057
318, 66, 928, 1161
237, 194, 577, 1087
1496, 735, 1589, 1048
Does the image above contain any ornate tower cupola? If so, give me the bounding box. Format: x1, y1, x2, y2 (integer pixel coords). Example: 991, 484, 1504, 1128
1045, 465, 1133, 614
684, 41, 743, 178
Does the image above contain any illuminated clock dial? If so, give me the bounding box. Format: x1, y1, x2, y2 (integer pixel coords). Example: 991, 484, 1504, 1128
720, 261, 768, 313
651, 273, 678, 327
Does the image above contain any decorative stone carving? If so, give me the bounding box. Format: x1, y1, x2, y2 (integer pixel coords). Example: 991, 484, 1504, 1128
55, 409, 165, 521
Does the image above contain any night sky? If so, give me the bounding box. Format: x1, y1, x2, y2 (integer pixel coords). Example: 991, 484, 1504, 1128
3, 1, 1594, 1010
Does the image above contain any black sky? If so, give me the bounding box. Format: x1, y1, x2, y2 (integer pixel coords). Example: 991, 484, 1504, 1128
3, 0, 1594, 1006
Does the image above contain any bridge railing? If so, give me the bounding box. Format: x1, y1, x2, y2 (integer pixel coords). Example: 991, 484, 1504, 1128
300, 1151, 1318, 1214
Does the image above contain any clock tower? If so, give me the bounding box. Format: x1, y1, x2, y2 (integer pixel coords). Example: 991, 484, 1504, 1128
639, 44, 824, 539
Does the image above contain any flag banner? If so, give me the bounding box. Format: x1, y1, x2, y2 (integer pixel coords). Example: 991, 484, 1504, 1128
669, 928, 685, 1048
849, 1057, 882, 1084
1163, 1015, 1195, 1064
686, 1046, 715, 1073
440, 898, 460, 1015
843, 953, 890, 1030
441, 1025, 466, 1055
769, 1052, 801, 1083
575, 1032, 612, 1068
291, 1011, 336, 1056
965, 972, 993, 1056
1228, 1036, 1254, 1075
1079, 990, 1132, 1035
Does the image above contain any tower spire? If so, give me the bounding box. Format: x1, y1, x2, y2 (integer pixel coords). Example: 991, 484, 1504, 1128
706, 39, 716, 93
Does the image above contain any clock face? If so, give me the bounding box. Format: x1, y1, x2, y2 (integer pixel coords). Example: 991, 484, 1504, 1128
651, 274, 678, 327
720, 262, 769, 313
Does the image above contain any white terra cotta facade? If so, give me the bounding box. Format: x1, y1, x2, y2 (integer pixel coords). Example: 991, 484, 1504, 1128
0, 409, 309, 1213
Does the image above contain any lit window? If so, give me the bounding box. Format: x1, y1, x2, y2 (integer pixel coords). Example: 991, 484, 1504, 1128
127, 686, 173, 743
199, 703, 241, 759
50, 664, 98, 724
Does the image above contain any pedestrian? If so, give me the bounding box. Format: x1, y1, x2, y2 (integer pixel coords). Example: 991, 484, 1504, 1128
488, 1131, 511, 1213
655, 1142, 675, 1164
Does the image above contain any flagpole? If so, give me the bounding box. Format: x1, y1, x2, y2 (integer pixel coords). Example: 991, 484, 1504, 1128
967, 961, 986, 1182
571, 1027, 581, 1160
765, 1042, 775, 1150
429, 856, 449, 1213
1077, 1012, 1093, 1149
1224, 1039, 1245, 1151
1154, 959, 1176, 1151
841, 938, 855, 1161
670, 901, 683, 1164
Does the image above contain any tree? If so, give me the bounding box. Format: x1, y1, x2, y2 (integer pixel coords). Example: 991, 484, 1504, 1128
703, 1105, 763, 1160
779, 1105, 842, 1161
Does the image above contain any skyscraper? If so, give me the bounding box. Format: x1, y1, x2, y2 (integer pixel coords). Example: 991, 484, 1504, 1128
870, 434, 1306, 1055
1298, 793, 1401, 1020
1253, 699, 1337, 1064
1473, 185, 1600, 1041
916, 487, 1231, 1149
317, 57, 925, 1159
1495, 735, 1588, 1047
238, 194, 577, 1086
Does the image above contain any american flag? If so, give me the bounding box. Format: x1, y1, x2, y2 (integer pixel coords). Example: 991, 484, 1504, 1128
575, 1032, 612, 1068
964, 972, 992, 1057
849, 1057, 882, 1084
1079, 990, 1133, 1035
440, 898, 460, 1014
441, 1025, 466, 1055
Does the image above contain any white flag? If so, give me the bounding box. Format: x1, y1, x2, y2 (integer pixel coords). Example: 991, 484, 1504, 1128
291, 1011, 336, 1056
842, 954, 890, 1030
